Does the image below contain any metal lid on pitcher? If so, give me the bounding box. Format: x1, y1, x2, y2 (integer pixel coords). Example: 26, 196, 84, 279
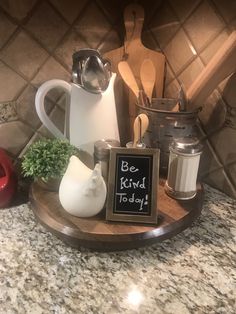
170, 137, 203, 155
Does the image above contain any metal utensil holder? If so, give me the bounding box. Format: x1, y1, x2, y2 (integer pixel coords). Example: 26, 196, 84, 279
136, 98, 201, 174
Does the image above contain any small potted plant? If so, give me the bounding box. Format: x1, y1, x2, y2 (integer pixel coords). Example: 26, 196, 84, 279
21, 139, 79, 191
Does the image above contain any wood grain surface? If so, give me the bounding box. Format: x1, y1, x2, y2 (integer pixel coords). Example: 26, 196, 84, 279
29, 179, 204, 251
140, 58, 156, 102
187, 30, 236, 111
103, 4, 165, 144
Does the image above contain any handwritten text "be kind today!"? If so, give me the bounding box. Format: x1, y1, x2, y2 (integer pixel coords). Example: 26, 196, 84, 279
116, 160, 148, 211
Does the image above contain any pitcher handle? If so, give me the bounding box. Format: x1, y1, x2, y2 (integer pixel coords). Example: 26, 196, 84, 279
35, 79, 72, 140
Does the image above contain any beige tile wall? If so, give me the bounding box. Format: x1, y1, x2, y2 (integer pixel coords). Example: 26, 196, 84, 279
0, 0, 236, 198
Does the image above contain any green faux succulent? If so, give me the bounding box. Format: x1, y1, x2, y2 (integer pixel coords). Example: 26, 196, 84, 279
22, 139, 79, 181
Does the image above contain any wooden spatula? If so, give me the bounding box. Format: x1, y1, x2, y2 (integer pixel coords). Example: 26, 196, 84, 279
118, 61, 139, 99
140, 59, 156, 103
133, 113, 149, 147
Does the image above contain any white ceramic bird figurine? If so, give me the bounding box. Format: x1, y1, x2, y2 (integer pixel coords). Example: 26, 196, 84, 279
59, 155, 107, 218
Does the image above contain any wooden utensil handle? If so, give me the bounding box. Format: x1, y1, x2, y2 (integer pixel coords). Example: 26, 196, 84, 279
118, 61, 139, 98
124, 4, 144, 43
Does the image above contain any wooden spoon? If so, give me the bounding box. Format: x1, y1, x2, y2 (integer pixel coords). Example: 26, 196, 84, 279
118, 61, 139, 99
140, 59, 156, 102
133, 113, 149, 147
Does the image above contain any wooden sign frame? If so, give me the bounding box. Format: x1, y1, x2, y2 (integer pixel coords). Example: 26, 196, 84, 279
106, 147, 159, 224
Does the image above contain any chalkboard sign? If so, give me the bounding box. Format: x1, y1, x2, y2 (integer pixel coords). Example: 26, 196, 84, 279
106, 148, 159, 224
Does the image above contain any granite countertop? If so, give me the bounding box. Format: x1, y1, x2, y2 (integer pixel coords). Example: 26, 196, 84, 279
0, 184, 235, 314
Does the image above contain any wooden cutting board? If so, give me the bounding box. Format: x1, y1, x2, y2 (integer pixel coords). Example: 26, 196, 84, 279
186, 30, 236, 111
103, 4, 165, 144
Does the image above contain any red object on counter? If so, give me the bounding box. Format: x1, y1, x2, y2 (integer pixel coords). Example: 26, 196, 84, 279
0, 149, 17, 208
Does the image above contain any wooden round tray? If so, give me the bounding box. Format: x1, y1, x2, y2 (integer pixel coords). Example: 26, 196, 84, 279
29, 179, 204, 251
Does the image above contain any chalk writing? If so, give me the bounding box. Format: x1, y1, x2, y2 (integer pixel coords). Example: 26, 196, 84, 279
120, 177, 146, 189
113, 155, 152, 215
106, 147, 158, 224
116, 193, 148, 211
121, 160, 139, 173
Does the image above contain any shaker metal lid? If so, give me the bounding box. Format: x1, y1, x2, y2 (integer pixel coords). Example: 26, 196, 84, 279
94, 139, 120, 157
170, 137, 203, 155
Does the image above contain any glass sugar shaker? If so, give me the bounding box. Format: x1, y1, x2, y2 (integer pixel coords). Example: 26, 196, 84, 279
165, 137, 203, 200
94, 139, 120, 184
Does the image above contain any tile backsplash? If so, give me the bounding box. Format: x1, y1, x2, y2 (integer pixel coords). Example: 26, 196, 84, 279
0, 0, 236, 198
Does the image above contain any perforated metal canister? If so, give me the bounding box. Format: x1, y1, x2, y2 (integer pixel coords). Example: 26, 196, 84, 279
136, 98, 201, 174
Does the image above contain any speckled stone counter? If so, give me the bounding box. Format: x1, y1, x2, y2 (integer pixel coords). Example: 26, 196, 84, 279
0, 185, 235, 314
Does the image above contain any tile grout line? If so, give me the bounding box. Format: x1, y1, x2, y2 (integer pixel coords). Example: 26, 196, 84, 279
14, 0, 121, 159
95, 0, 121, 27
24, 0, 95, 145
201, 123, 236, 191
207, 0, 235, 29
157, 1, 235, 192
1, 0, 87, 88
147, 1, 200, 87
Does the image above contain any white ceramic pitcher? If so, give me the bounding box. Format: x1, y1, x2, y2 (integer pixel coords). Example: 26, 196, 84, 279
35, 73, 119, 157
